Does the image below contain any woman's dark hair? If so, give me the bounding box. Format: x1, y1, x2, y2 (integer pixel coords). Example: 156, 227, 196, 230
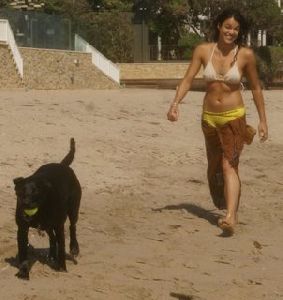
213, 8, 248, 46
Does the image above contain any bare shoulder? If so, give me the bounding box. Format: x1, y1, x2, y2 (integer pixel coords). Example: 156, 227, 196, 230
239, 46, 256, 61
193, 42, 214, 57
239, 47, 258, 76
195, 42, 214, 52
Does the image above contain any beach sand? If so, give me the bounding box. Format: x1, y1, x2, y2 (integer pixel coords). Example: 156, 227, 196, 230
0, 88, 282, 300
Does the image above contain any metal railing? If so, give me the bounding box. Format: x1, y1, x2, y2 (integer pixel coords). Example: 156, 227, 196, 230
74, 34, 120, 84
0, 19, 23, 78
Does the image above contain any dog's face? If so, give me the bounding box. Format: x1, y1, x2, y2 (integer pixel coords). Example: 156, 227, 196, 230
14, 177, 51, 219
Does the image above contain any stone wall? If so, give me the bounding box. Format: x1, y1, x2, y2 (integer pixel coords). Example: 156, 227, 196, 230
118, 62, 203, 80
0, 43, 23, 88
20, 47, 119, 89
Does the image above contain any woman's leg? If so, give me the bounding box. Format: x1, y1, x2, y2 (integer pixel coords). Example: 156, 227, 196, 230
220, 156, 241, 228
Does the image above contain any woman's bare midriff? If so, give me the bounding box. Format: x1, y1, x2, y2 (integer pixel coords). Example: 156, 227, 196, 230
203, 81, 244, 112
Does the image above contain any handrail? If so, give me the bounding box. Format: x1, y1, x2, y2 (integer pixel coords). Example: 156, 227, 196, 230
74, 34, 120, 84
0, 19, 23, 78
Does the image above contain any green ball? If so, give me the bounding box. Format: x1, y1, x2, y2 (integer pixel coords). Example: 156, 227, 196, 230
24, 207, 38, 216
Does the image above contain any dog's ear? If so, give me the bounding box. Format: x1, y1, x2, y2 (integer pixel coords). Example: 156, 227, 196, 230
13, 177, 25, 186
13, 177, 26, 196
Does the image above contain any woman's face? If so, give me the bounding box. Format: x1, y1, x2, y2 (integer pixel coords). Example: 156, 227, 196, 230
218, 17, 240, 44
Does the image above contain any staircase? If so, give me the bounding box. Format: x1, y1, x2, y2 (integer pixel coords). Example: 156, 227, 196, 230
74, 34, 120, 84
0, 42, 23, 88
0, 19, 120, 89
0, 19, 24, 88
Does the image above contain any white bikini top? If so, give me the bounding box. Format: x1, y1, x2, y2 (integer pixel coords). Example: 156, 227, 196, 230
203, 44, 241, 84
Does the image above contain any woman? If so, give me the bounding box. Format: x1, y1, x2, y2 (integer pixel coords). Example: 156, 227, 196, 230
167, 8, 268, 235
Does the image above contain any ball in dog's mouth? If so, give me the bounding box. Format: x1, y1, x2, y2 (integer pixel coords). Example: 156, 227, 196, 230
24, 207, 38, 216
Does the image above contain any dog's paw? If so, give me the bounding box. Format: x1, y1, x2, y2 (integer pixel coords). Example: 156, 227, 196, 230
47, 255, 58, 269
70, 243, 79, 257
16, 262, 30, 280
55, 260, 67, 272
57, 265, 67, 272
16, 270, 30, 280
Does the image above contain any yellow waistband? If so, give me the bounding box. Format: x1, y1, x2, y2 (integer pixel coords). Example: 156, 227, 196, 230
202, 107, 246, 128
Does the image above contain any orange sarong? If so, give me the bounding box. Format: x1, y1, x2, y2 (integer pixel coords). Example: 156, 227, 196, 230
201, 116, 256, 209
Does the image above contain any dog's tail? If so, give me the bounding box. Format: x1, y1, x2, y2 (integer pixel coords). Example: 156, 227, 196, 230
60, 138, 75, 166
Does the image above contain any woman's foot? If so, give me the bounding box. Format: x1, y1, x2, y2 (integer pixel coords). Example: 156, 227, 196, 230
218, 216, 237, 236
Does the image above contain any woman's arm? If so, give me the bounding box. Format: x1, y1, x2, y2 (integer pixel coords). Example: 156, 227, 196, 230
244, 48, 268, 142
167, 45, 203, 122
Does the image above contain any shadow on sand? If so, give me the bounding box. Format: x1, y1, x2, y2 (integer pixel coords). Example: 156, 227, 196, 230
5, 244, 77, 279
153, 202, 233, 238
153, 202, 220, 226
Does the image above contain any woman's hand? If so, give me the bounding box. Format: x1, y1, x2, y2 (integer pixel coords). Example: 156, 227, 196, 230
167, 103, 179, 122
258, 121, 268, 142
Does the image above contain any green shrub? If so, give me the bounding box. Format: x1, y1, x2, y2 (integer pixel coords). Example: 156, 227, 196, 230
254, 46, 283, 87
254, 46, 272, 86
178, 33, 204, 60
269, 47, 283, 81
78, 12, 134, 63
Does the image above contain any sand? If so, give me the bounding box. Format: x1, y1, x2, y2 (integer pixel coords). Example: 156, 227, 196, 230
0, 88, 282, 300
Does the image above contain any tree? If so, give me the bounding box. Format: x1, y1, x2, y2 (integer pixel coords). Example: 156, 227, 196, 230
134, 0, 282, 61
187, 0, 282, 45
78, 11, 134, 62
135, 0, 190, 45
0, 0, 9, 7
90, 0, 132, 11
40, 0, 134, 62
42, 0, 92, 17
141, 0, 282, 45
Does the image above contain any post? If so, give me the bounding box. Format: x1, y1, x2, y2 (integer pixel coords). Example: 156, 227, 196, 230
257, 30, 262, 47
157, 35, 162, 60
247, 32, 251, 46
141, 15, 144, 62
139, 4, 147, 62
262, 30, 267, 46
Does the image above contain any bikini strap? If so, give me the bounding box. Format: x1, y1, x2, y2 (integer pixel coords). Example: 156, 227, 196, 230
232, 45, 239, 64
208, 44, 217, 61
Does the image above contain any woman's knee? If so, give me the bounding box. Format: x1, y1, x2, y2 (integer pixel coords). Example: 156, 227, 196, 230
222, 157, 236, 175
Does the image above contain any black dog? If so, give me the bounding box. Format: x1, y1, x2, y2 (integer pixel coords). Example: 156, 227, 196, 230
13, 138, 81, 280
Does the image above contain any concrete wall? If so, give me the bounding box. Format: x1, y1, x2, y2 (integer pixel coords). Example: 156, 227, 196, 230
118, 62, 203, 80
20, 47, 119, 89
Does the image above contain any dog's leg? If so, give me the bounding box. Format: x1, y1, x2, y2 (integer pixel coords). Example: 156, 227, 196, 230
68, 209, 80, 257
68, 191, 81, 257
54, 224, 67, 272
69, 223, 79, 257
47, 229, 57, 262
16, 225, 30, 280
